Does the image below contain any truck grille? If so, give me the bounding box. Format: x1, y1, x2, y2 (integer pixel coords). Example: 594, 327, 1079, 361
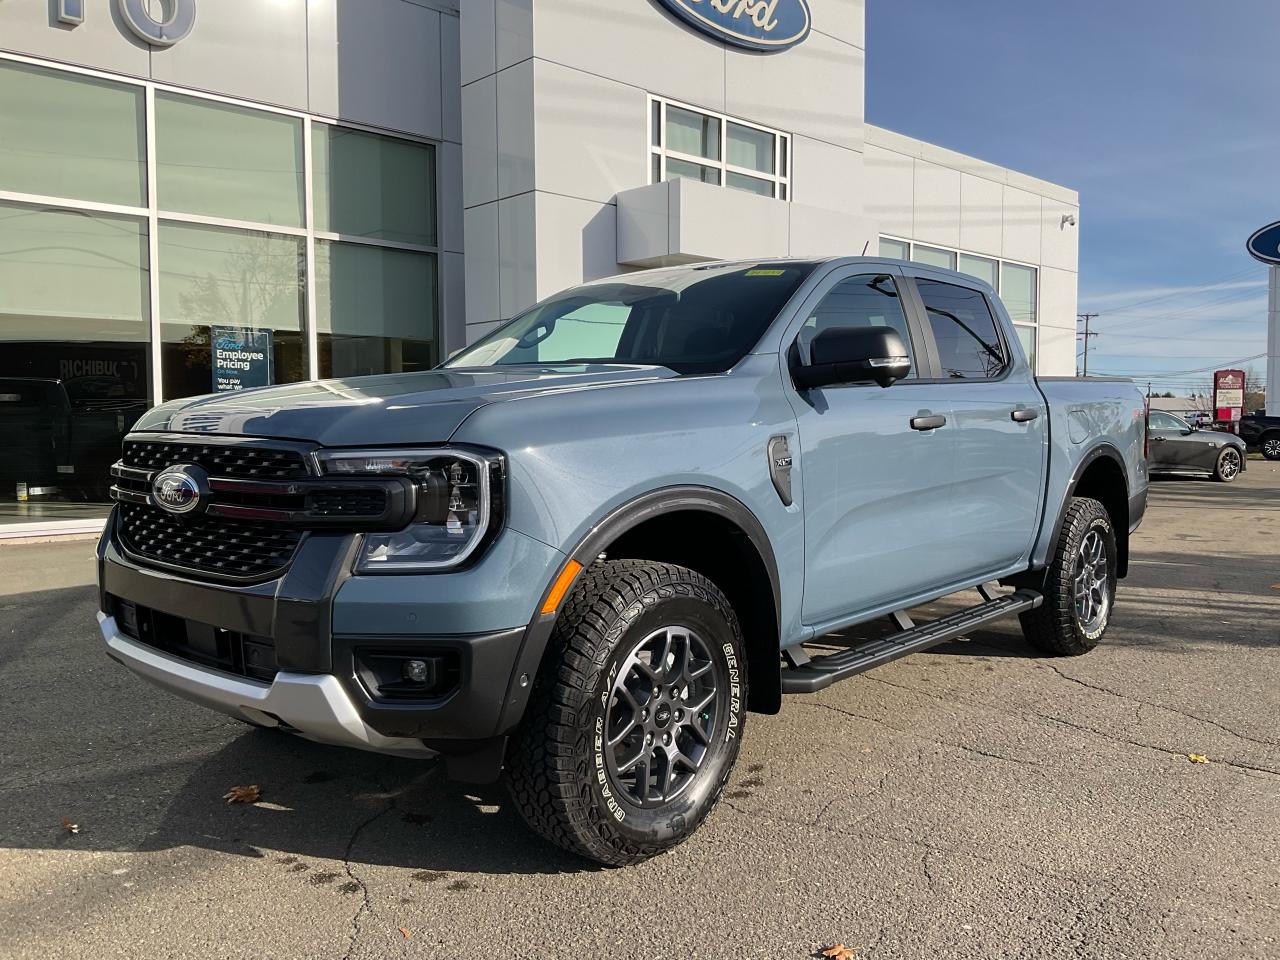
122, 439, 309, 479
109, 436, 413, 583
118, 502, 303, 580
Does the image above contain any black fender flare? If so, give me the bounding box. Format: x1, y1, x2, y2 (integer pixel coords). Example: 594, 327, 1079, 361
1044, 442, 1132, 577
492, 486, 782, 735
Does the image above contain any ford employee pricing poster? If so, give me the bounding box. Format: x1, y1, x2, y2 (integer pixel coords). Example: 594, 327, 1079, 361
211, 327, 272, 393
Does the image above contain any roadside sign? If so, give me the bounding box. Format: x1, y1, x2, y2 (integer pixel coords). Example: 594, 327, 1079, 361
1214, 368, 1245, 424
1246, 221, 1280, 265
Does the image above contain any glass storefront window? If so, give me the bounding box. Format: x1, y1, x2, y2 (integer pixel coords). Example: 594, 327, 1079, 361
316, 241, 437, 378
958, 253, 998, 289
879, 237, 909, 260
666, 157, 721, 185
1001, 262, 1038, 324
0, 202, 150, 509
667, 105, 719, 161
158, 222, 306, 400
156, 93, 304, 228
0, 60, 145, 207
912, 244, 957, 271
312, 124, 436, 246
727, 122, 775, 175
1015, 324, 1036, 370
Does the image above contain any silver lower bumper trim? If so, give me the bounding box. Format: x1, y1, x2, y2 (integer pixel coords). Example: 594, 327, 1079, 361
97, 612, 434, 758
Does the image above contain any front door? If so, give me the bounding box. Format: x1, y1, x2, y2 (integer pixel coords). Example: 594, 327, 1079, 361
784, 268, 962, 627
1147, 411, 1203, 471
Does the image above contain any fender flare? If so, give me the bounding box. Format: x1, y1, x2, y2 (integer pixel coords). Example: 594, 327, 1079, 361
492, 486, 782, 734
1043, 442, 1132, 577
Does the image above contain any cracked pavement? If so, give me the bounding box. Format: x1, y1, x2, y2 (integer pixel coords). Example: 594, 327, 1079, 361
1, 462, 1277, 959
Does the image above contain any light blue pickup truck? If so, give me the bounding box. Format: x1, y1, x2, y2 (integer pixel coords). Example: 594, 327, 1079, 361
97, 257, 1148, 865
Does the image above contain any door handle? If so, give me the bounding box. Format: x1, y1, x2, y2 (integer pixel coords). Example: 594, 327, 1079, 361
1151, 436, 1166, 442
910, 415, 947, 431
1011, 408, 1040, 423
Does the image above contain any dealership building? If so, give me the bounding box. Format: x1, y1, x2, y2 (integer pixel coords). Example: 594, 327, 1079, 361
0, 0, 1080, 536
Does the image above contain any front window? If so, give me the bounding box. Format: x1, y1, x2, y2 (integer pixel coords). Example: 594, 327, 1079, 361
649, 96, 790, 201
445, 262, 816, 375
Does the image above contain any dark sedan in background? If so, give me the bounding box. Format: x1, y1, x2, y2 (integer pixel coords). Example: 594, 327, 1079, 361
1147, 411, 1247, 482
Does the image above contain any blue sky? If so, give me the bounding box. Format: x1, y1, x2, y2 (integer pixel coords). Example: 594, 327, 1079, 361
865, 0, 1277, 392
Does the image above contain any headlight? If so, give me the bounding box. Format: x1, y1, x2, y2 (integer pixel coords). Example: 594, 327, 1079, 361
314, 447, 504, 573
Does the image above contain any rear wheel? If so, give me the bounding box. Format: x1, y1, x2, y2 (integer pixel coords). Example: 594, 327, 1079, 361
1262, 434, 1280, 461
1214, 447, 1242, 482
1020, 497, 1117, 656
506, 560, 746, 866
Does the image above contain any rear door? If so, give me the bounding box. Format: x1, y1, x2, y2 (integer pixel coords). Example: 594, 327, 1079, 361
905, 276, 1048, 576
783, 267, 963, 626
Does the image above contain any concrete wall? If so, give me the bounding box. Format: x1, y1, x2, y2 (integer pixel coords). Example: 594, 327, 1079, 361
864, 125, 1081, 375
460, 0, 868, 339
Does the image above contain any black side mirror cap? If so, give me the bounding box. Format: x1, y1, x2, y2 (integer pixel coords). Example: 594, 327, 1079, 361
792, 326, 912, 390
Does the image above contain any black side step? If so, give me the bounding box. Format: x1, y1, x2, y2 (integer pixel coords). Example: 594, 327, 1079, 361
781, 590, 1043, 694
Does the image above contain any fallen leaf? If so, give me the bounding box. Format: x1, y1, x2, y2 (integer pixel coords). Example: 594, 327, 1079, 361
821, 945, 856, 960
1187, 754, 1210, 764
60, 816, 79, 835
223, 784, 262, 804
398, 927, 411, 939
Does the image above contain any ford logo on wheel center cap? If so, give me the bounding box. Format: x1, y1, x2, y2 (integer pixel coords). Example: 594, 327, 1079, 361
151, 464, 209, 515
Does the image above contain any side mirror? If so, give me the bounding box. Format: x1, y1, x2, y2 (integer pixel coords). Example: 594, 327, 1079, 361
792, 326, 912, 390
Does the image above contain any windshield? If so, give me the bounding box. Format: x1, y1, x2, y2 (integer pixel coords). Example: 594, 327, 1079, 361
443, 262, 817, 375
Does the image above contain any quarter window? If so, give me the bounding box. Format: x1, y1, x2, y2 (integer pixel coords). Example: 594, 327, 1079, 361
797, 274, 916, 377
649, 96, 790, 201
915, 279, 1007, 380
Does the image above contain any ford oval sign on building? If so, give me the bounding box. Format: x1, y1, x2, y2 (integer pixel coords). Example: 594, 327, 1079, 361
656, 0, 812, 51
1246, 220, 1280, 266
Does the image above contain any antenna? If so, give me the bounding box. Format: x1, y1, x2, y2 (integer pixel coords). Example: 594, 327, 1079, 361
861, 240, 870, 256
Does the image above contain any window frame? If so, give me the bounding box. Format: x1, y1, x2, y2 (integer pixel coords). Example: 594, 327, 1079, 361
648, 94, 791, 202
0, 50, 441, 402
901, 273, 1014, 384
880, 233, 1040, 374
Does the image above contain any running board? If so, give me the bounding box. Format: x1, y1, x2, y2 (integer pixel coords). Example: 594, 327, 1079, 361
781, 590, 1043, 694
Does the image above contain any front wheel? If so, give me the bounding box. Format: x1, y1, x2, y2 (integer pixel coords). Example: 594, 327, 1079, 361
1214, 447, 1242, 482
506, 560, 746, 866
1020, 497, 1117, 656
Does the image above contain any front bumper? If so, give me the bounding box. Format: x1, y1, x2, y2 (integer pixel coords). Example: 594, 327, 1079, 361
97, 509, 559, 757
98, 611, 436, 757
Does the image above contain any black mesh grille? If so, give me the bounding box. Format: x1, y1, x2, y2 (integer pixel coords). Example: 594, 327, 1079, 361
123, 439, 308, 479
308, 489, 388, 517
118, 502, 303, 580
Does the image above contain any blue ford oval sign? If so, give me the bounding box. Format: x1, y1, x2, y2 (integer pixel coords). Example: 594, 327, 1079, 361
1246, 221, 1280, 266
656, 0, 812, 51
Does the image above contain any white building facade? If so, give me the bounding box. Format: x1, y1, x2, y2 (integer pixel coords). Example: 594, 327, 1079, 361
0, 0, 1079, 534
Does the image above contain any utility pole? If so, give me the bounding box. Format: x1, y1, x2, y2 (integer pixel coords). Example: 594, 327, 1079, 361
1077, 313, 1099, 377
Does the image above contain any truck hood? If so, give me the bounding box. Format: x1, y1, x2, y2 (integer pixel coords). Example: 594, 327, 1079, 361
134, 365, 677, 446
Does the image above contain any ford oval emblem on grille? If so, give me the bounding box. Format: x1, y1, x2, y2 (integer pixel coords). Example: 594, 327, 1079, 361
151, 464, 209, 515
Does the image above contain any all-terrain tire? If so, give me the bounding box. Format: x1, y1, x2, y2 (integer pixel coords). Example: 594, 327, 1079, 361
1213, 446, 1242, 482
1019, 497, 1117, 656
506, 559, 747, 866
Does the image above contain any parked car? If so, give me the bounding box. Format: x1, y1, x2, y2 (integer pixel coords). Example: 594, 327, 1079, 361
95, 257, 1148, 865
1147, 410, 1247, 481
1239, 410, 1280, 461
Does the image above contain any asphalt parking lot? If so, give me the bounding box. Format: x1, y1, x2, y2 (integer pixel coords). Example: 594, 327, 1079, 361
1, 462, 1277, 960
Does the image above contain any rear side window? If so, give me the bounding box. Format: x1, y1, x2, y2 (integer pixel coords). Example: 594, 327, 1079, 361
796, 273, 916, 377
915, 279, 1007, 380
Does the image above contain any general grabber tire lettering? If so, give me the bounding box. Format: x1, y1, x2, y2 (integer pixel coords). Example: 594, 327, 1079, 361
1019, 497, 1117, 656
505, 559, 747, 866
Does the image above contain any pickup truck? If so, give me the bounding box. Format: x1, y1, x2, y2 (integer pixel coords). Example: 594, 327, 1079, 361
96, 257, 1148, 866
1239, 411, 1280, 460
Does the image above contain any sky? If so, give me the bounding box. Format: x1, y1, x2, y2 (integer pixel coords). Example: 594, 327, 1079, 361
865, 0, 1278, 394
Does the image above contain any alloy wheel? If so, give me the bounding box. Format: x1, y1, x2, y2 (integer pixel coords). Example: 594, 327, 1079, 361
1264, 438, 1280, 460
1219, 448, 1241, 480
1072, 529, 1110, 633
604, 625, 723, 808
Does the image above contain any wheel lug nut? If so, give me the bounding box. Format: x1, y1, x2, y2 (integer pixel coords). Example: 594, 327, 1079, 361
652, 687, 660, 697
645, 733, 653, 745
641, 709, 648, 720
674, 710, 683, 721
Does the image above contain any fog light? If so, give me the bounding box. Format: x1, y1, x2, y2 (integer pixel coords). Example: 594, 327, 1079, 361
403, 659, 431, 684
